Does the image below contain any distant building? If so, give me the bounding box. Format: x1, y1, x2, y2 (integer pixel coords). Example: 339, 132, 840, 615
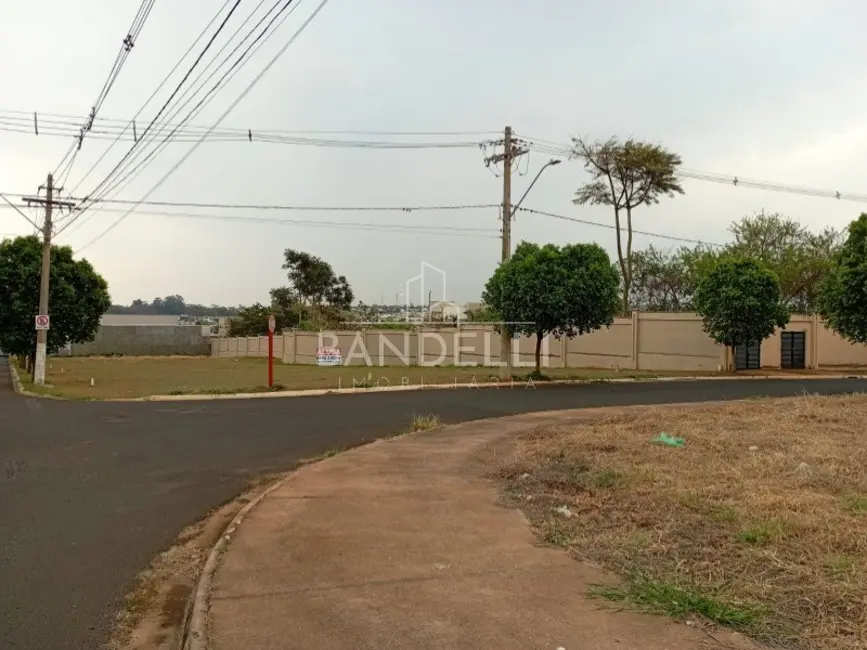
429, 300, 466, 322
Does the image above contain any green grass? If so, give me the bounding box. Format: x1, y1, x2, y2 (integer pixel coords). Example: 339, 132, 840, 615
823, 554, 856, 579
589, 469, 623, 489
590, 571, 769, 631
736, 520, 792, 546
842, 494, 867, 514
409, 413, 441, 432
20, 356, 726, 400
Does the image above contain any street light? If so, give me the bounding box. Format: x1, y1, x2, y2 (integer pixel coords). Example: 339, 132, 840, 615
511, 158, 561, 218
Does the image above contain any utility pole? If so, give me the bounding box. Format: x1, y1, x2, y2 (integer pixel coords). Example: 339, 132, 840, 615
22, 174, 76, 385
484, 126, 527, 378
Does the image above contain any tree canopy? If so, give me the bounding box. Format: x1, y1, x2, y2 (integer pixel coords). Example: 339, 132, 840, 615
693, 256, 789, 358
818, 213, 867, 344
0, 235, 111, 357
227, 250, 356, 335
572, 136, 684, 315
628, 212, 841, 314
483, 241, 620, 375
727, 212, 841, 313
282, 249, 354, 311
108, 295, 238, 316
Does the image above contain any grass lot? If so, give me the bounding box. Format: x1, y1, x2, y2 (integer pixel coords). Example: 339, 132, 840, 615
495, 394, 867, 649
15, 356, 722, 400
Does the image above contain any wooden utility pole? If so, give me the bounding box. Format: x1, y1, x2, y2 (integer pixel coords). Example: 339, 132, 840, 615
484, 126, 527, 378
23, 174, 76, 385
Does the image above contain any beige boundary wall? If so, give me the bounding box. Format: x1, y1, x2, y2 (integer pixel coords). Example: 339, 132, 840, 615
209, 313, 867, 370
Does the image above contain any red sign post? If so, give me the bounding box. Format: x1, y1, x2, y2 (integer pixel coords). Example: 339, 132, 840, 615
267, 314, 276, 388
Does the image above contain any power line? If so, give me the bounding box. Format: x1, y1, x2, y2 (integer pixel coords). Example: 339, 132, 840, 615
517, 206, 725, 247
0, 192, 40, 229
65, 0, 307, 238
53, 0, 157, 185
69, 0, 237, 195
0, 110, 498, 137
518, 135, 867, 205
56, 207, 500, 237
0, 118, 484, 149
80, 0, 296, 209
76, 0, 333, 254
77, 0, 247, 209
65, 198, 500, 211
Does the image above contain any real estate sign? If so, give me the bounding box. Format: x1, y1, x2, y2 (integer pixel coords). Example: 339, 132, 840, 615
316, 347, 343, 366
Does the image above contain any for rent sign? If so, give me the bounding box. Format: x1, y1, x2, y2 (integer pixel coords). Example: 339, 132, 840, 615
316, 347, 343, 366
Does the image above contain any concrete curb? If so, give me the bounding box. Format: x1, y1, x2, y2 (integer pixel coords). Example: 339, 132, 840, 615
10, 371, 867, 403
7, 361, 66, 400
8, 360, 24, 395
120, 373, 867, 402
181, 471, 299, 650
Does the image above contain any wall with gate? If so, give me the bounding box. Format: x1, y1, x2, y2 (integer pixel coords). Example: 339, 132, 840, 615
209, 313, 867, 370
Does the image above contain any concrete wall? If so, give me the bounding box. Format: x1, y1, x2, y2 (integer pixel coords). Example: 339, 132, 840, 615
65, 325, 210, 356
100, 314, 181, 326
209, 313, 867, 371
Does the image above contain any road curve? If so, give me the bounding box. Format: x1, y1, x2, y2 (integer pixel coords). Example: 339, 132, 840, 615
2, 364, 866, 650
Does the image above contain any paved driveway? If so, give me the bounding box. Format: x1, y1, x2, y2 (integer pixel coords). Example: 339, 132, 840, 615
2, 363, 866, 650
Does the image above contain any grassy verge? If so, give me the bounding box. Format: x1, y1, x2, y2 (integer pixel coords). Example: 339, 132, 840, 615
20, 356, 723, 400
495, 394, 867, 649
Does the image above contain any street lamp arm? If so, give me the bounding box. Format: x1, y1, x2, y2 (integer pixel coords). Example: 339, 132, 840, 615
510, 159, 561, 218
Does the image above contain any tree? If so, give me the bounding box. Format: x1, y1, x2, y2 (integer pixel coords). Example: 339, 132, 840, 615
108, 297, 238, 316
818, 213, 867, 344
572, 137, 684, 315
727, 212, 841, 313
483, 241, 620, 375
0, 236, 111, 358
282, 249, 354, 324
162, 294, 186, 315
693, 256, 788, 367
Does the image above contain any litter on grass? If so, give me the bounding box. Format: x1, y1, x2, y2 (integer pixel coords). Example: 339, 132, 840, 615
651, 432, 685, 447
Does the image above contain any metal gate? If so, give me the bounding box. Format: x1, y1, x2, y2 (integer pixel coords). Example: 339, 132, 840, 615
734, 340, 761, 370
781, 331, 806, 369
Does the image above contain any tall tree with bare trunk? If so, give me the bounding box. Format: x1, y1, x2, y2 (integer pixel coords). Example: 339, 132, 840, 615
572, 137, 684, 315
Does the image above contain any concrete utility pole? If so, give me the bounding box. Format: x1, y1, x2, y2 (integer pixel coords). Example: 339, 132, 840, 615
484, 126, 528, 378
35, 173, 53, 385
23, 173, 75, 385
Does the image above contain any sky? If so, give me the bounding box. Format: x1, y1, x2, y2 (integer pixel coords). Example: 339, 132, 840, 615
2, 0, 867, 307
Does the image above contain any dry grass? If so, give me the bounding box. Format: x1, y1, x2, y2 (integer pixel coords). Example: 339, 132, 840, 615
495, 394, 867, 650
26, 356, 718, 399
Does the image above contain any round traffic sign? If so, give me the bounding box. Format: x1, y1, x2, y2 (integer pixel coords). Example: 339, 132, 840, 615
267, 314, 276, 334
35, 314, 50, 329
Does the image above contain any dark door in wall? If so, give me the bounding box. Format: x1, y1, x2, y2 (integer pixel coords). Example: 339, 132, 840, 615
781, 331, 806, 369
734, 340, 761, 370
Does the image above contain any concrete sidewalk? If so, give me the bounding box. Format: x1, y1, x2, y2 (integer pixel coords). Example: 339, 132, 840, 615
206, 410, 755, 650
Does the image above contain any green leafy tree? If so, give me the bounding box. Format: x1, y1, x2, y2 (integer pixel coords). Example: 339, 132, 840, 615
819, 213, 867, 343
483, 241, 620, 375
282, 249, 354, 324
629, 244, 720, 311
0, 235, 111, 358
572, 137, 684, 315
726, 212, 841, 313
693, 256, 789, 367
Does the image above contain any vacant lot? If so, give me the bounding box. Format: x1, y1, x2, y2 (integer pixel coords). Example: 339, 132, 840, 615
19, 356, 714, 399
496, 394, 867, 650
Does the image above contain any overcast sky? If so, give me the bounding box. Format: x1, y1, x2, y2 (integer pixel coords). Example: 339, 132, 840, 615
2, 0, 867, 306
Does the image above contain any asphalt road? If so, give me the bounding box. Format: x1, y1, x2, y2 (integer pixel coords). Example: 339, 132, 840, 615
2, 363, 867, 650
